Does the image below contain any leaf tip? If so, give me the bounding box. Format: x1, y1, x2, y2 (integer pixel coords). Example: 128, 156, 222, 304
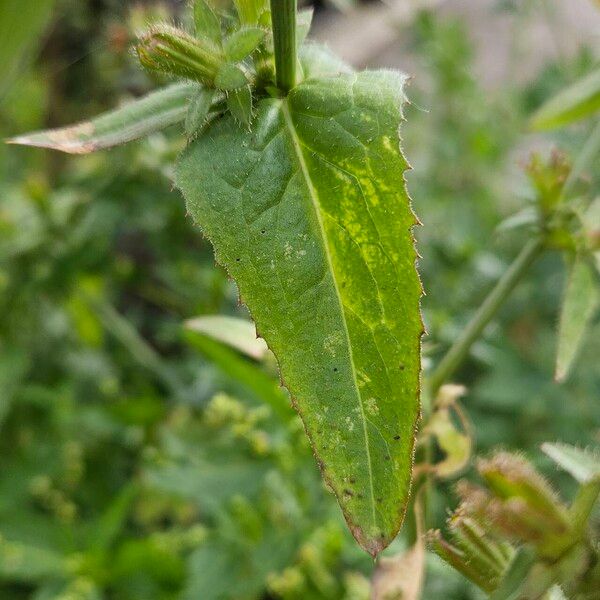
347, 523, 391, 559
5, 130, 97, 154
5, 135, 34, 148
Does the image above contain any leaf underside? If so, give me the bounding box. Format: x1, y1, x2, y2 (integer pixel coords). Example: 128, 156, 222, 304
176, 70, 423, 556
8, 83, 197, 153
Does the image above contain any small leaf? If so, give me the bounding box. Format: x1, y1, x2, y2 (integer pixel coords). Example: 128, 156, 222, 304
555, 257, 599, 382
88, 483, 138, 552
541, 443, 600, 484
496, 207, 539, 234
582, 197, 600, 251
226, 86, 252, 125
420, 384, 472, 478
7, 83, 196, 154
296, 8, 313, 48
0, 539, 67, 582
561, 121, 600, 201
185, 87, 216, 138
257, 9, 271, 29
194, 0, 222, 43
490, 546, 538, 600
233, 0, 268, 24
185, 315, 269, 360
215, 63, 248, 90
425, 405, 471, 478
0, 347, 29, 427
581, 198, 600, 273
184, 329, 292, 420
530, 68, 600, 130
299, 42, 352, 79
223, 27, 265, 62
543, 443, 600, 537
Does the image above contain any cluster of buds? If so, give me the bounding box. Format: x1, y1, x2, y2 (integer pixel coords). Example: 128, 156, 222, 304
135, 0, 272, 128
525, 150, 571, 217
427, 510, 514, 594
204, 393, 272, 456
428, 447, 600, 597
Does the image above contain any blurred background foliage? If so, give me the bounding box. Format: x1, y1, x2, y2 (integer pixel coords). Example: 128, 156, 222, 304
0, 1, 598, 598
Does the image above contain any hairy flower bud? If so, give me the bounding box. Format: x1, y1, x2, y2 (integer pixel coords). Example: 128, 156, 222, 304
477, 453, 570, 534
136, 25, 223, 85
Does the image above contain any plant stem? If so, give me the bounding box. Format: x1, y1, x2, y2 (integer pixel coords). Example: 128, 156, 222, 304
270, 0, 296, 93
428, 237, 544, 398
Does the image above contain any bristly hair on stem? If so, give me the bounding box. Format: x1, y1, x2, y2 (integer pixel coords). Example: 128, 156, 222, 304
270, 0, 297, 93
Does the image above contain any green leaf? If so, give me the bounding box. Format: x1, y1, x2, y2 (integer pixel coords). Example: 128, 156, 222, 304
299, 42, 352, 80
530, 68, 600, 130
0, 538, 67, 582
541, 443, 600, 485
496, 207, 539, 234
185, 87, 216, 138
8, 83, 196, 154
176, 70, 423, 556
88, 483, 139, 552
561, 121, 600, 200
542, 443, 600, 537
223, 27, 266, 62
185, 315, 269, 360
194, 0, 222, 43
581, 197, 600, 273
425, 406, 471, 478
215, 64, 248, 90
0, 348, 29, 427
555, 257, 599, 382
226, 86, 253, 126
233, 0, 268, 25
296, 9, 314, 48
184, 330, 292, 420
490, 546, 538, 600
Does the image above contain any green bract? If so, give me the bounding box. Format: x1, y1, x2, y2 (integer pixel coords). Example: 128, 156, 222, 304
7, 0, 423, 556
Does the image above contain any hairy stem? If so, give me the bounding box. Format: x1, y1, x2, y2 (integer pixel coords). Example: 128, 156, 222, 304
270, 0, 297, 93
428, 237, 544, 398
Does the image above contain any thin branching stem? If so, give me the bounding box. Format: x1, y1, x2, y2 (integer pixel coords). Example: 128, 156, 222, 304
428, 237, 544, 399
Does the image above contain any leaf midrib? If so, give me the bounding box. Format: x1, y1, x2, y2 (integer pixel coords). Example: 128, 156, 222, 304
281, 98, 378, 529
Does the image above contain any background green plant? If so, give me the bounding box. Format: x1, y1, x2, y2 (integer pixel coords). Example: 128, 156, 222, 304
1, 1, 598, 599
